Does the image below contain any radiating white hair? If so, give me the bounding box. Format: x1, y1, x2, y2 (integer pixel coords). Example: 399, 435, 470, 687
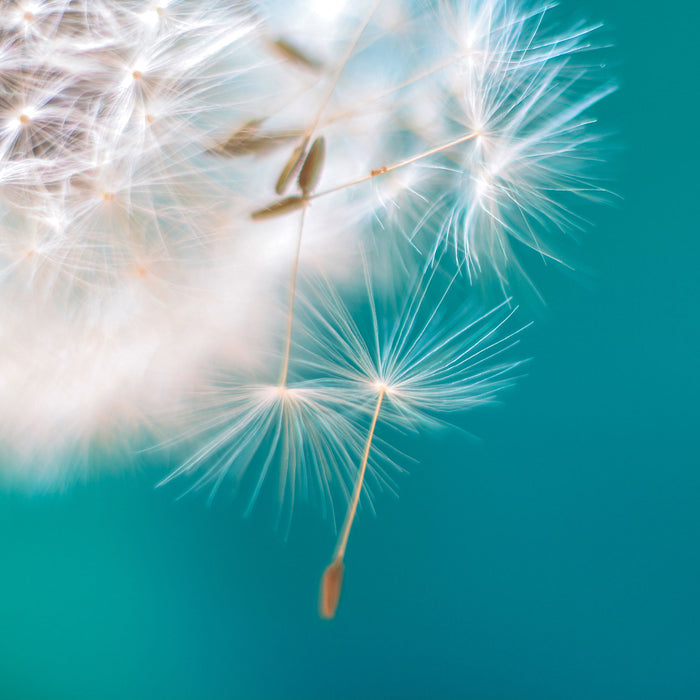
0, 0, 612, 495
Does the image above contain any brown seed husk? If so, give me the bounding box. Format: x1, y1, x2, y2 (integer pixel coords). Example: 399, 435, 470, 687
275, 138, 310, 195
298, 136, 326, 196
319, 558, 345, 619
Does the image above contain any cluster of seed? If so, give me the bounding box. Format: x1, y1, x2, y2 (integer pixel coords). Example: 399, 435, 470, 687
0, 0, 611, 524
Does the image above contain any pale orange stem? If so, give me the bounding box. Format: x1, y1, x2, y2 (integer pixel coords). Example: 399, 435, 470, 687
310, 131, 480, 201
320, 386, 386, 618
279, 206, 307, 387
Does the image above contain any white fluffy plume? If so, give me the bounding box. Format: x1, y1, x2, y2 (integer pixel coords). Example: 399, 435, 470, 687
0, 0, 612, 495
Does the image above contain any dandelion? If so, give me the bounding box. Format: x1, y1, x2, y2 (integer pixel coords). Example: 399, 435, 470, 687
1, 0, 613, 623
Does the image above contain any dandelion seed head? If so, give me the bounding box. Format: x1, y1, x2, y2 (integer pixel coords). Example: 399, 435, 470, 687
1, 0, 611, 492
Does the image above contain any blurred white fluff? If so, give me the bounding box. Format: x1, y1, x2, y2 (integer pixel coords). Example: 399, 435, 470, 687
0, 0, 270, 485
0, 0, 612, 491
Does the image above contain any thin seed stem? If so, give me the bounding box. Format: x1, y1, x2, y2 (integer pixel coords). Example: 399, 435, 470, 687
310, 131, 480, 201
319, 386, 386, 618
279, 206, 307, 387
334, 385, 386, 561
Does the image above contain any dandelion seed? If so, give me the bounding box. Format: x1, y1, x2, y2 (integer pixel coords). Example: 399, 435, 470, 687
299, 255, 526, 617
1, 0, 612, 630
298, 136, 326, 196
275, 138, 311, 195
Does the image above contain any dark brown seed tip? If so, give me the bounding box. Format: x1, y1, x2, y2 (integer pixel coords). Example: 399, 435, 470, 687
251, 196, 305, 221
298, 136, 326, 196
275, 138, 310, 195
319, 558, 345, 619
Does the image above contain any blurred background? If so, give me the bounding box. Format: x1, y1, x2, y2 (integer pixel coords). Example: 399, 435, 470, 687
1, 0, 698, 698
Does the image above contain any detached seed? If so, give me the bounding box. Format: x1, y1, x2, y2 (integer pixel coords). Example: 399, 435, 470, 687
251, 196, 305, 221
298, 136, 326, 196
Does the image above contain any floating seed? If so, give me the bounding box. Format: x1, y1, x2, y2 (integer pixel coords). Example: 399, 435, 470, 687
275, 137, 310, 195
298, 136, 326, 196
251, 196, 305, 221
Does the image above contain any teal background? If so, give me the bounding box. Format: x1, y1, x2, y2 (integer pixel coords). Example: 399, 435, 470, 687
2, 2, 699, 698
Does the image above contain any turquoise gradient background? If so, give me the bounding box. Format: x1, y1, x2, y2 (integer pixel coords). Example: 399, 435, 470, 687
2, 2, 698, 698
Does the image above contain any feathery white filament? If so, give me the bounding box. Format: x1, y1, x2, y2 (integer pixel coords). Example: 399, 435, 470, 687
0, 0, 612, 501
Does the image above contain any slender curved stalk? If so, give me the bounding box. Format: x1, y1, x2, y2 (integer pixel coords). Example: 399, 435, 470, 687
310, 131, 480, 201
320, 386, 386, 618
279, 206, 307, 387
